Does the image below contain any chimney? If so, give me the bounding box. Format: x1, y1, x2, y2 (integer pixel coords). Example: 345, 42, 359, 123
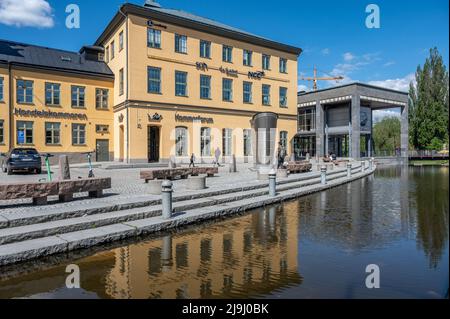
144, 0, 162, 8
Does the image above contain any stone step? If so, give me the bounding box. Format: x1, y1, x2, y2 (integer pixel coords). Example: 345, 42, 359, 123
0, 170, 349, 245
0, 168, 344, 229
0, 168, 374, 266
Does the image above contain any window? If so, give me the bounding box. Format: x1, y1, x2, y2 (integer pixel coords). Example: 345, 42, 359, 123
262, 54, 271, 70
119, 31, 124, 51
119, 68, 124, 96
262, 84, 271, 106
16, 80, 33, 104
243, 81, 252, 103
200, 127, 211, 157
222, 128, 232, 156
222, 78, 233, 101
280, 131, 288, 150
71, 86, 85, 108
243, 50, 252, 66
223, 45, 233, 63
147, 28, 161, 48
298, 108, 316, 132
45, 122, 61, 145
110, 41, 115, 59
200, 75, 211, 99
96, 125, 109, 133
175, 71, 187, 96
17, 121, 33, 145
279, 58, 288, 73
243, 129, 252, 156
200, 40, 211, 58
175, 127, 188, 156
0, 120, 4, 144
45, 83, 60, 105
175, 34, 187, 53
105, 46, 109, 63
72, 124, 86, 145
279, 87, 288, 107
0, 77, 3, 101
148, 67, 161, 94
96, 89, 109, 109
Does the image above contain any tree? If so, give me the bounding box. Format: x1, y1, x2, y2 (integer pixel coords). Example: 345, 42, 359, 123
409, 48, 449, 150
373, 117, 401, 155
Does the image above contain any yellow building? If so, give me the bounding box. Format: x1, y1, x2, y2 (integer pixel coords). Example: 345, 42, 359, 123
96, 1, 302, 163
0, 44, 114, 163
0, 1, 302, 164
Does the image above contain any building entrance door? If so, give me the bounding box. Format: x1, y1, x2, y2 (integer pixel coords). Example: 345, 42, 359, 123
148, 126, 160, 163
96, 139, 110, 162
328, 135, 349, 157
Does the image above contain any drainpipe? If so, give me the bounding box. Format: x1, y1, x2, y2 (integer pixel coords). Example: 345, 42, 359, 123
118, 6, 130, 163
8, 62, 13, 150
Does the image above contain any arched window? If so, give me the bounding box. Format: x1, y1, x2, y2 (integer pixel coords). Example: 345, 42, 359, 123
201, 127, 211, 156
175, 126, 188, 156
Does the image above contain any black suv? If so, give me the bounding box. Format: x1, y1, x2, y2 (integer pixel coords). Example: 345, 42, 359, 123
1, 148, 42, 175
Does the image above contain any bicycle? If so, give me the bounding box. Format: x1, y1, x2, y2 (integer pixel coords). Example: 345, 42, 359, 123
81, 151, 96, 178
38, 153, 54, 182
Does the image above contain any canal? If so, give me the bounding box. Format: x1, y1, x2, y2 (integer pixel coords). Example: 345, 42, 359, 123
0, 166, 448, 299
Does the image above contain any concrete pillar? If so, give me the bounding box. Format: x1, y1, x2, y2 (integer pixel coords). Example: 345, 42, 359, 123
351, 95, 361, 159
325, 125, 329, 156
400, 104, 409, 161
347, 162, 352, 177
58, 155, 71, 180
321, 166, 327, 185
161, 181, 173, 219
269, 170, 276, 196
316, 100, 324, 157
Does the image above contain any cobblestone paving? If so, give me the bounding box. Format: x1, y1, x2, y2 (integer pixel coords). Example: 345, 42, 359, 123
0, 163, 302, 215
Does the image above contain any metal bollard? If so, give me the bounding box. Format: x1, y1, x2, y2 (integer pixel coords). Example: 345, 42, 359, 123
369, 158, 373, 170
161, 180, 173, 219
321, 166, 327, 185
347, 162, 352, 177
269, 171, 277, 197
361, 161, 365, 172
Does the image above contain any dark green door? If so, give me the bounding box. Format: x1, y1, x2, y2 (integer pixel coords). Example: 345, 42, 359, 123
148, 126, 160, 162
96, 139, 109, 162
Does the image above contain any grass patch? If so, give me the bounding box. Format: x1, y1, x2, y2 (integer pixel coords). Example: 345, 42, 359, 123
410, 160, 449, 166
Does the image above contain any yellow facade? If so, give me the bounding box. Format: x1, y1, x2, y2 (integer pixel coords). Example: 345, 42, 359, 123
0, 65, 114, 162
99, 6, 300, 163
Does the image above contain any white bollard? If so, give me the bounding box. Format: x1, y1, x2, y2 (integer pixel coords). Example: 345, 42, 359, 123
321, 166, 327, 185
269, 171, 277, 197
347, 163, 352, 177
161, 180, 173, 219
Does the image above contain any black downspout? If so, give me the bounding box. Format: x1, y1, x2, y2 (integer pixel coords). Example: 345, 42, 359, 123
8, 62, 13, 150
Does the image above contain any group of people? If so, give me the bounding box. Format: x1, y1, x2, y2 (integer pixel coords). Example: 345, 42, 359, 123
189, 147, 223, 168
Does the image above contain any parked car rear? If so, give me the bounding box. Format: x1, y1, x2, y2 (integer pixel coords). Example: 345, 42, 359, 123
1, 148, 42, 175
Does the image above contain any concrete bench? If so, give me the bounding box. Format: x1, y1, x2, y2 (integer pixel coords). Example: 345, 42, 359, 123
286, 162, 312, 174
0, 177, 111, 206
140, 167, 218, 183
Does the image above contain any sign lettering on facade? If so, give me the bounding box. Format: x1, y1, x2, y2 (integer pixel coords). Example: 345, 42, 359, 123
248, 71, 265, 80
175, 113, 214, 124
219, 66, 238, 77
14, 108, 88, 120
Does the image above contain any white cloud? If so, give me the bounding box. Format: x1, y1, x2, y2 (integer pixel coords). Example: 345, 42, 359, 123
0, 0, 54, 28
373, 109, 401, 123
298, 84, 310, 92
321, 48, 330, 56
343, 52, 355, 62
368, 73, 415, 92
383, 61, 395, 67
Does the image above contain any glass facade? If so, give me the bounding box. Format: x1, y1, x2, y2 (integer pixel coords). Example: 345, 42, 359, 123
293, 136, 316, 158
298, 108, 316, 132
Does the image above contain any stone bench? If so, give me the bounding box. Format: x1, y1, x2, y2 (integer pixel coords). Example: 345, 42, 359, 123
0, 177, 111, 206
140, 167, 218, 183
286, 162, 312, 174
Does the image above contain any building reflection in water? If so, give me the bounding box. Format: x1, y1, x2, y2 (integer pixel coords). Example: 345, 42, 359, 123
105, 204, 301, 299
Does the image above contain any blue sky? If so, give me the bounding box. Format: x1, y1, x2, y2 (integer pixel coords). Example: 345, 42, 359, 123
0, 0, 448, 95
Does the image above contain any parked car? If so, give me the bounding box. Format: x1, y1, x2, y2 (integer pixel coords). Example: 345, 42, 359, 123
0, 148, 42, 175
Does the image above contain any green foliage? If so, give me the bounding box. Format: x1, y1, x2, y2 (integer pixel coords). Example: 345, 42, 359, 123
373, 117, 401, 154
409, 48, 449, 150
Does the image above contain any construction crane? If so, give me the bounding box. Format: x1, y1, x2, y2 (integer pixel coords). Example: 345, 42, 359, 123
301, 66, 344, 91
